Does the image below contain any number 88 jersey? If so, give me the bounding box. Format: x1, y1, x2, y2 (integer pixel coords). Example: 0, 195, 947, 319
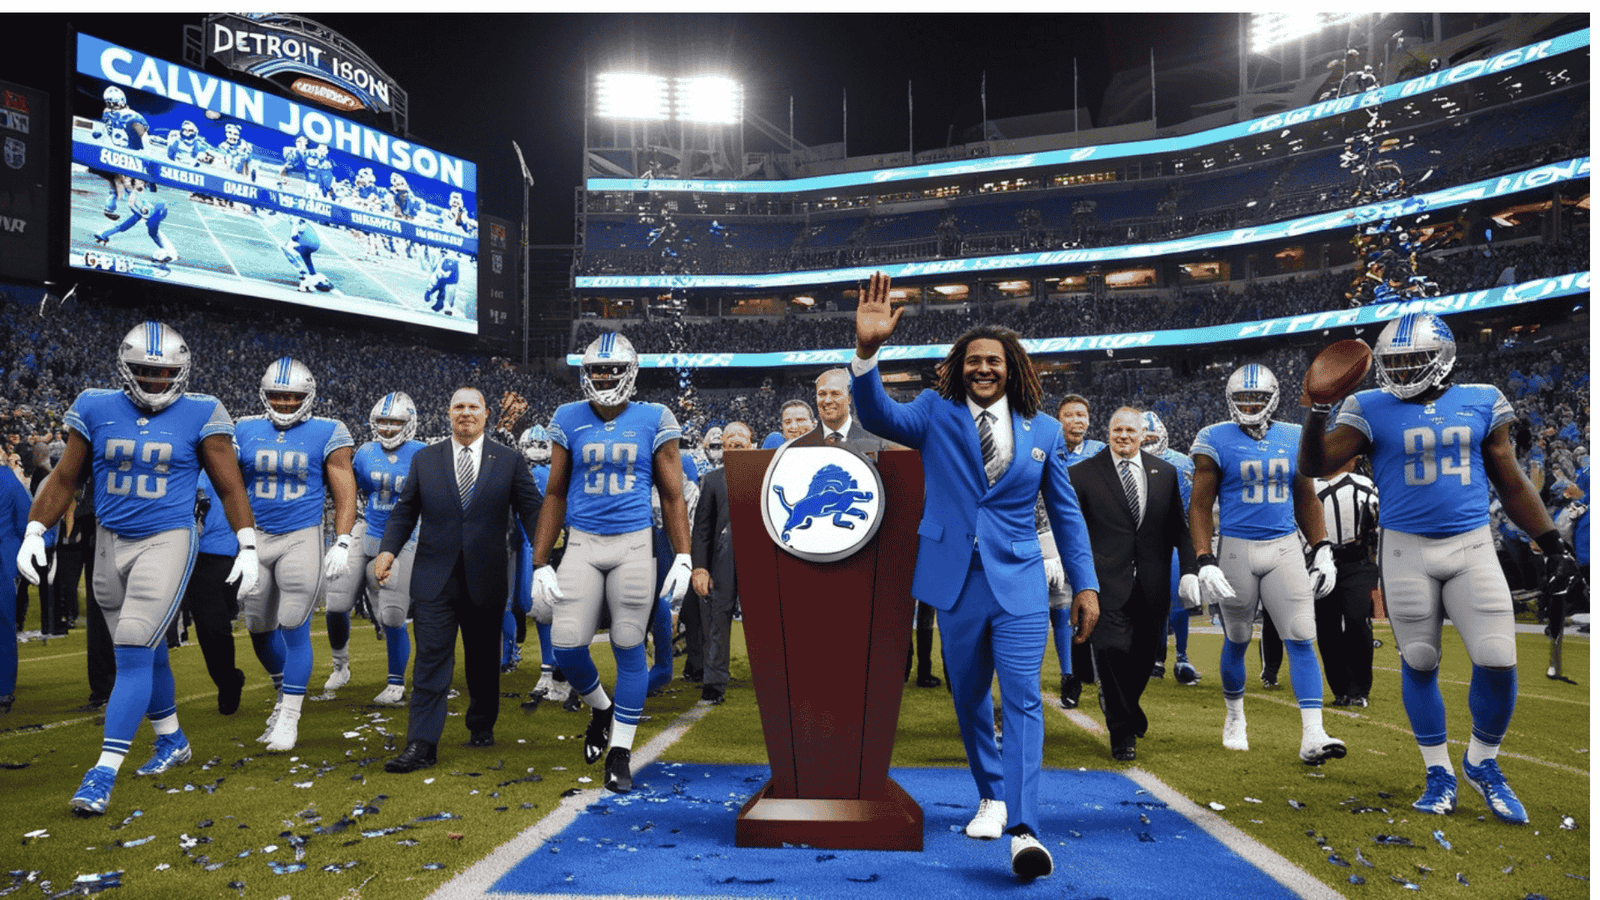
1335, 384, 1512, 536
548, 400, 681, 535
64, 388, 234, 539
1191, 420, 1303, 541
234, 414, 354, 534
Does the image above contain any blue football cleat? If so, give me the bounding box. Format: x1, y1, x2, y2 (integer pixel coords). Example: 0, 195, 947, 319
1411, 766, 1458, 815
135, 731, 192, 776
1461, 755, 1528, 825
69, 765, 118, 817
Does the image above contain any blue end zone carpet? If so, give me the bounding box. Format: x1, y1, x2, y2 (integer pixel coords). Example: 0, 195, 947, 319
493, 763, 1302, 898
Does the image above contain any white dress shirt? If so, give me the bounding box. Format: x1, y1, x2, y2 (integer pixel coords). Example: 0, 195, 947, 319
1113, 451, 1147, 518
452, 433, 485, 486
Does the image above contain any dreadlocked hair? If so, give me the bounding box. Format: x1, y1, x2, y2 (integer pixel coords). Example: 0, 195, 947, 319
933, 325, 1043, 419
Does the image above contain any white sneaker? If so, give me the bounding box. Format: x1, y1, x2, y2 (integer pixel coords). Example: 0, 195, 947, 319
373, 684, 405, 706
965, 798, 1007, 840
256, 699, 282, 743
1299, 725, 1347, 764
545, 679, 571, 704
1222, 711, 1249, 751
532, 671, 556, 698
1009, 831, 1053, 879
265, 708, 300, 752
323, 664, 351, 692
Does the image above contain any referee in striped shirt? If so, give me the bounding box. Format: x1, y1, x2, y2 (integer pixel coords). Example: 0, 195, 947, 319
1312, 457, 1381, 707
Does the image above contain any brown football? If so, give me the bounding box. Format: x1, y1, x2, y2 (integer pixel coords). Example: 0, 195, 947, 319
1302, 339, 1373, 406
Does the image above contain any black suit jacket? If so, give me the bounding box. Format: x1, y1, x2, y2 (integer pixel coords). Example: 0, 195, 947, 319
795, 421, 893, 455
1068, 448, 1196, 652
690, 466, 736, 603
381, 437, 543, 607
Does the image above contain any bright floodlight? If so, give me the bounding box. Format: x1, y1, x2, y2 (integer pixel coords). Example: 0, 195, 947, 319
674, 76, 742, 125
596, 73, 669, 120
1250, 12, 1365, 54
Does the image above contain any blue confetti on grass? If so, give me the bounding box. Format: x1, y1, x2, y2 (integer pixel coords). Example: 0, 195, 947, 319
267, 862, 306, 875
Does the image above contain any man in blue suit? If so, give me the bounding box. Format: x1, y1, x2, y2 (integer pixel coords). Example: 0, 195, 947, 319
851, 271, 1099, 880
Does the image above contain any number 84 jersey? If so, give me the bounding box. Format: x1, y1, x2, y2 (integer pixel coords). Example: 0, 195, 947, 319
1336, 384, 1513, 537
235, 415, 354, 534
1191, 420, 1303, 541
548, 400, 681, 535
64, 388, 234, 540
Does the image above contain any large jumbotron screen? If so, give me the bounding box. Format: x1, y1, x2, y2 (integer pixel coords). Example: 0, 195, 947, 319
66, 33, 479, 334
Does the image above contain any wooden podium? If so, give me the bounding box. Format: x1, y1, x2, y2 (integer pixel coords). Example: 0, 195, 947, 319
725, 448, 925, 850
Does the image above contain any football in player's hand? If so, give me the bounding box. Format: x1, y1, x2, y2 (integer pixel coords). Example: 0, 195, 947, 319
1302, 339, 1372, 407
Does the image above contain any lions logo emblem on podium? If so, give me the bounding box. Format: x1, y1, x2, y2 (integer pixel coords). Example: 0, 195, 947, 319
761, 445, 885, 562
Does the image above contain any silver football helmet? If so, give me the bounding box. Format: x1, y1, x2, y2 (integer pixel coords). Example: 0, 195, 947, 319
103, 86, 127, 110
1227, 364, 1279, 429
1375, 312, 1456, 400
1140, 411, 1169, 456
519, 424, 552, 466
260, 356, 317, 428
117, 321, 191, 413
580, 333, 639, 407
369, 391, 417, 451
704, 426, 725, 466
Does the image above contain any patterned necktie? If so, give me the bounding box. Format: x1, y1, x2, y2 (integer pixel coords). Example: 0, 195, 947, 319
457, 446, 475, 508
977, 411, 1001, 486
826, 431, 843, 445
1119, 458, 1142, 527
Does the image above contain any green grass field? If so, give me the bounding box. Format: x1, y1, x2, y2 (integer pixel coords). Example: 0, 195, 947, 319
2, 594, 1589, 900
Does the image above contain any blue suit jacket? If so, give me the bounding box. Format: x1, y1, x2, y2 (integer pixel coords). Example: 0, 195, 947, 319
852, 366, 1098, 615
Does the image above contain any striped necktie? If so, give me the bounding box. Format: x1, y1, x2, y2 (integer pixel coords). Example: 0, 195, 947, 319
977, 411, 1001, 486
1119, 458, 1142, 527
457, 446, 475, 508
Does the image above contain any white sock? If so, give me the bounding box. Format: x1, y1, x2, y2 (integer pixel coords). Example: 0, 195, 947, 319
1464, 736, 1499, 768
1224, 696, 1245, 717
610, 721, 637, 751
150, 714, 180, 736
279, 693, 305, 719
332, 647, 349, 667
1419, 742, 1452, 771
1299, 707, 1324, 731
96, 751, 127, 772
582, 686, 612, 711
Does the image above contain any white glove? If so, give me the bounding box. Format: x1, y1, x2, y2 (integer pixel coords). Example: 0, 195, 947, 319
1043, 557, 1066, 593
1177, 573, 1201, 609
227, 527, 259, 596
16, 521, 48, 585
323, 533, 353, 579
1197, 560, 1236, 604
660, 553, 693, 605
1308, 541, 1337, 600
532, 564, 565, 607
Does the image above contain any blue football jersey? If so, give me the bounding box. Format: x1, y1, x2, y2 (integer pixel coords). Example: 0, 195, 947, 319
529, 463, 550, 496
353, 439, 425, 541
549, 401, 680, 535
166, 132, 211, 165
65, 388, 233, 540
196, 471, 238, 556
1157, 447, 1196, 510
235, 415, 354, 533
218, 137, 253, 174
1191, 421, 1302, 540
1063, 438, 1107, 468
100, 108, 148, 150
1335, 384, 1515, 537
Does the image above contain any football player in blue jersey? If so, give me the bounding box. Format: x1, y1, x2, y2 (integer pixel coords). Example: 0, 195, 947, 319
93, 86, 149, 221
324, 392, 425, 706
93, 182, 178, 264
305, 145, 335, 199
165, 120, 212, 167
216, 123, 254, 179
1189, 364, 1345, 764
1144, 411, 1203, 685
282, 218, 333, 293
234, 357, 358, 752
530, 333, 694, 793
1299, 313, 1577, 825
425, 257, 462, 315
0, 462, 31, 714
1047, 394, 1106, 707
17, 322, 260, 816
505, 425, 560, 687
278, 136, 311, 195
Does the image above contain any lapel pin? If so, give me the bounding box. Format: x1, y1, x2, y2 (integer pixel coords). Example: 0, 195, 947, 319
1031, 447, 1045, 462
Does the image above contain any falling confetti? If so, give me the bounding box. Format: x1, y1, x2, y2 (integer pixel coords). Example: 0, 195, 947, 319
1208, 802, 1225, 811
1560, 816, 1578, 830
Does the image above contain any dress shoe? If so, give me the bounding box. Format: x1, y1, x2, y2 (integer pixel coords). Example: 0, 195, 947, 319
916, 674, 942, 688
384, 740, 437, 773
467, 730, 494, 748
1059, 674, 1082, 709
604, 746, 632, 793
218, 668, 245, 716
1330, 695, 1352, 707
1112, 738, 1137, 762
1008, 826, 1053, 879
584, 705, 614, 764
700, 686, 725, 705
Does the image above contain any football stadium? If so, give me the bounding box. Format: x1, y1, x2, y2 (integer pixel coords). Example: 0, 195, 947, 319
0, 12, 1589, 900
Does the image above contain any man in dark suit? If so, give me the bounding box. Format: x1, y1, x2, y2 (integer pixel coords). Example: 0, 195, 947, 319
807, 367, 892, 454
689, 421, 751, 705
853, 272, 1099, 881
377, 387, 543, 772
1068, 407, 1198, 762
